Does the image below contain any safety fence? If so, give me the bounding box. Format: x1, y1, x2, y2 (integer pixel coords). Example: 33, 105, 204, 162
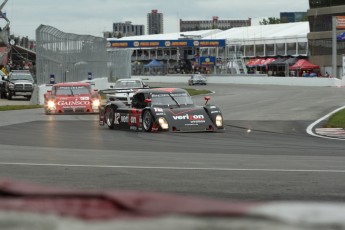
35, 25, 132, 85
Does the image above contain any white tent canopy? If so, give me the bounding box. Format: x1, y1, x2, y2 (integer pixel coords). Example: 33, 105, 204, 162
204, 22, 309, 45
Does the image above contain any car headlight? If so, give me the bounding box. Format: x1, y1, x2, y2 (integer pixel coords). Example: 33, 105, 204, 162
92, 99, 100, 107
215, 115, 223, 127
8, 83, 14, 89
158, 117, 169, 130
47, 100, 56, 109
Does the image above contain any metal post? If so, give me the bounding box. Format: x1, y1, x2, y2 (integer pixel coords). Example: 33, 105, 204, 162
332, 16, 337, 78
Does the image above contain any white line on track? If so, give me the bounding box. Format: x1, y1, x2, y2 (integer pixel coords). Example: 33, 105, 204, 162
1, 162, 345, 173
306, 105, 345, 140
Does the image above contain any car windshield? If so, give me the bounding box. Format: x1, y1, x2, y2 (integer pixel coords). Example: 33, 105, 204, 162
54, 86, 90, 95
193, 75, 205, 80
151, 93, 194, 106
114, 80, 142, 88
9, 74, 33, 81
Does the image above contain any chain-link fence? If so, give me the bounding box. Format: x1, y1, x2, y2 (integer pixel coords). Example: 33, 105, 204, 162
35, 25, 132, 85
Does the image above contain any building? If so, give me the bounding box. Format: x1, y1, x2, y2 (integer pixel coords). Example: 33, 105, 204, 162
280, 12, 307, 23
180, 16, 251, 32
107, 22, 310, 76
112, 21, 144, 38
147, 10, 163, 35
307, 0, 345, 77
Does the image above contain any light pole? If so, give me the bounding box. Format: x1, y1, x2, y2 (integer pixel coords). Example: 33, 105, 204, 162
332, 16, 337, 78
64, 69, 69, 82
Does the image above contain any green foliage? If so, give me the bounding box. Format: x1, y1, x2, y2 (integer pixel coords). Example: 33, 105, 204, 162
259, 17, 281, 25
116, 32, 123, 39
0, 105, 43, 111
324, 109, 345, 129
184, 88, 212, 96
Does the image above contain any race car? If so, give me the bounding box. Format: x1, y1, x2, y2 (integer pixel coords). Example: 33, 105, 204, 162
188, 74, 207, 86
99, 88, 224, 132
44, 82, 101, 114
104, 78, 149, 105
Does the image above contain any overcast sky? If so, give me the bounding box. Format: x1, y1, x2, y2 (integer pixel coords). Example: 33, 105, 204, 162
2, 0, 309, 40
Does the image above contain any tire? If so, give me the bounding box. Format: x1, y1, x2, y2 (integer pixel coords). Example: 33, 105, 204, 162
105, 106, 116, 129
7, 92, 12, 100
142, 110, 153, 132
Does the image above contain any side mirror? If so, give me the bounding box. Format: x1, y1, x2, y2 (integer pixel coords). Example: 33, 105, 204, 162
204, 96, 210, 105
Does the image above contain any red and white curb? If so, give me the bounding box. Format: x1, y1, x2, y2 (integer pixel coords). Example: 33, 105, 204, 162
306, 105, 345, 140
315, 128, 345, 138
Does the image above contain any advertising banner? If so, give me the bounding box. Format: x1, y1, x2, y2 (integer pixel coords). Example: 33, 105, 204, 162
336, 16, 345, 29
108, 39, 226, 48
199, 56, 216, 66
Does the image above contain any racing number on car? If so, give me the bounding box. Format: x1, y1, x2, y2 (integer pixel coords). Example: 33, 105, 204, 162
114, 113, 120, 124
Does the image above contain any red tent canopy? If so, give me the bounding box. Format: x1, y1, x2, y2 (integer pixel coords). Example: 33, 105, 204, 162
246, 58, 265, 67
259, 58, 276, 66
290, 59, 320, 70
246, 58, 256, 67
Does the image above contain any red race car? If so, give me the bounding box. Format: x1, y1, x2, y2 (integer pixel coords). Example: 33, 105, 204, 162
44, 82, 101, 114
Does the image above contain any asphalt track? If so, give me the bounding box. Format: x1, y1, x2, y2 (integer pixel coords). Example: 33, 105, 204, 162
1, 83, 345, 201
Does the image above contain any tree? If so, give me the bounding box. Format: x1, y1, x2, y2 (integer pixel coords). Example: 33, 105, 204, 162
259, 17, 281, 25
116, 32, 123, 38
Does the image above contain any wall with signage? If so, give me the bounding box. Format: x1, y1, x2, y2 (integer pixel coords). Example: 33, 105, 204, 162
108, 39, 226, 49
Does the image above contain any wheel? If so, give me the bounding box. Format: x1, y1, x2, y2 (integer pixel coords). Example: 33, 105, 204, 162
105, 106, 116, 129
7, 92, 12, 100
142, 110, 153, 132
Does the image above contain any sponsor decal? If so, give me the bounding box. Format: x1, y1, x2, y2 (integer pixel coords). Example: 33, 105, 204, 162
130, 117, 136, 123
130, 126, 138, 131
121, 115, 129, 123
154, 107, 164, 112
211, 110, 220, 114
173, 114, 205, 121
57, 100, 90, 106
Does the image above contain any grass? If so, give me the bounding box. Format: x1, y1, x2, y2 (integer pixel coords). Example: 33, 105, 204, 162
184, 88, 212, 96
324, 109, 345, 129
0, 105, 43, 111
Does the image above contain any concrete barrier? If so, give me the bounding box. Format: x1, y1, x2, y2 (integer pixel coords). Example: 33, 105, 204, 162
135, 75, 345, 87
34, 75, 345, 105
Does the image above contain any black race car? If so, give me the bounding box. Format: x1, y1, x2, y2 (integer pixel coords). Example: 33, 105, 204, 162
99, 88, 224, 132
